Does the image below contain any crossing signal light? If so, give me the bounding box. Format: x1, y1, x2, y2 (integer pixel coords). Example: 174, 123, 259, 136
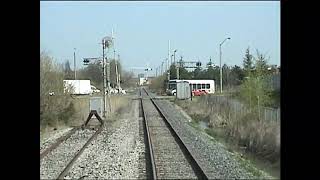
83, 59, 90, 65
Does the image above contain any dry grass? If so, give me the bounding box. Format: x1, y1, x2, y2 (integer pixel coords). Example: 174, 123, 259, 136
69, 96, 90, 126
71, 95, 131, 124
175, 95, 280, 165
107, 95, 131, 121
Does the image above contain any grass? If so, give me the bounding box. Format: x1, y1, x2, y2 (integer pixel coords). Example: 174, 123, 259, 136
188, 119, 277, 179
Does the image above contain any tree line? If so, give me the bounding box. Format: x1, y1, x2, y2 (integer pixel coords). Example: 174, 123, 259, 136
40, 51, 135, 130
151, 47, 280, 107
164, 47, 279, 89
63, 58, 135, 90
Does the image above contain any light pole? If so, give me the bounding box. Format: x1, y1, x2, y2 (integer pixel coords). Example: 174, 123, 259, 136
173, 49, 177, 64
171, 54, 174, 66
168, 40, 171, 70
167, 58, 170, 79
166, 58, 168, 72
74, 48, 76, 80
173, 49, 177, 80
102, 40, 107, 118
177, 56, 182, 80
161, 61, 164, 75
219, 37, 231, 94
117, 54, 121, 90
101, 40, 106, 118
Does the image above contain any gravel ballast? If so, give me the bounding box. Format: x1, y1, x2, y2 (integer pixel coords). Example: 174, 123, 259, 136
63, 99, 144, 179
142, 98, 198, 179
153, 98, 274, 179
40, 128, 96, 179
40, 127, 73, 153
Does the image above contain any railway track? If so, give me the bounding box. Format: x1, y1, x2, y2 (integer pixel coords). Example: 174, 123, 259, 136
40, 127, 79, 160
140, 87, 208, 179
40, 125, 103, 179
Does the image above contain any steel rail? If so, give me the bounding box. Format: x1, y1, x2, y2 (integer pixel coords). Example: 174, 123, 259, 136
142, 87, 208, 179
40, 127, 79, 160
140, 88, 158, 180
57, 125, 103, 179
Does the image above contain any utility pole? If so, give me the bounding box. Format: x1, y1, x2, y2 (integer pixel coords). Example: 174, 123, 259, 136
117, 54, 121, 90
112, 29, 120, 91
219, 37, 231, 94
74, 48, 76, 80
102, 40, 107, 118
168, 40, 170, 69
173, 50, 177, 80
173, 49, 177, 64
176, 56, 182, 80
161, 61, 164, 75
106, 56, 111, 90
219, 44, 222, 93
114, 50, 118, 89
167, 40, 171, 89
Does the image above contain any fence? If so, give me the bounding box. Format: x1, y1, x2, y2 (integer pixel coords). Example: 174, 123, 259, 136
202, 95, 280, 122
266, 74, 280, 91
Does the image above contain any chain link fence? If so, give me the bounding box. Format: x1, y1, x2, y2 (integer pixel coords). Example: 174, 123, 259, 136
201, 95, 280, 122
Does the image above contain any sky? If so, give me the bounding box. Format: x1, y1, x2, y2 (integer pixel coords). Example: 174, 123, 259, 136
40, 1, 280, 76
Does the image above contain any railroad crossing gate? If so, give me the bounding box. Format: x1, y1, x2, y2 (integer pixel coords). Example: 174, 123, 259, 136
90, 97, 103, 116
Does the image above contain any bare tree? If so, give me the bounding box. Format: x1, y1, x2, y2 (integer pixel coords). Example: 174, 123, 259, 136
64, 60, 74, 79
40, 51, 75, 128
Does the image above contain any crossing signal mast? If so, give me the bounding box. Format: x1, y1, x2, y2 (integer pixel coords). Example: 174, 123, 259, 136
101, 35, 113, 118
83, 57, 101, 65
82, 30, 114, 118
176, 56, 202, 79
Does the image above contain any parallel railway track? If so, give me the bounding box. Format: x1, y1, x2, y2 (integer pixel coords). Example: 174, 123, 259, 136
40, 125, 103, 179
40, 127, 79, 160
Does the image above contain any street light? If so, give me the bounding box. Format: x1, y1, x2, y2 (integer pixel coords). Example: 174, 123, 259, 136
171, 54, 174, 66
166, 58, 168, 71
161, 61, 164, 75
219, 37, 231, 93
74, 48, 76, 80
173, 49, 177, 64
